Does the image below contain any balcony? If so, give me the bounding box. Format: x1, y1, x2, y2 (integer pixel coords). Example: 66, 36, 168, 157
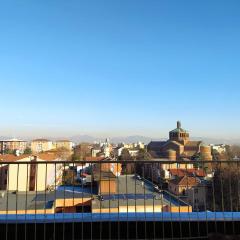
0, 159, 239, 239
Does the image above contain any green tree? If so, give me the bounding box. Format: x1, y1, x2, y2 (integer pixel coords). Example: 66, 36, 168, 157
4, 149, 14, 154
24, 148, 32, 154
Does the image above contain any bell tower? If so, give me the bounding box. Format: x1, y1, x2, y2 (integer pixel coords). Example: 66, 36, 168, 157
169, 121, 190, 144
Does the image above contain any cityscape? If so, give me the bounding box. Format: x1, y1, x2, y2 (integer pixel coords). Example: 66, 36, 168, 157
0, 121, 239, 216
1, 0, 240, 239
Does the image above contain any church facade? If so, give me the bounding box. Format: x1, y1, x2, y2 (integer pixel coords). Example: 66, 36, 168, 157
147, 121, 212, 161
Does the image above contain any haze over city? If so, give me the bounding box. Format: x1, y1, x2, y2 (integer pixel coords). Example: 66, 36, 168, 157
1, 0, 240, 140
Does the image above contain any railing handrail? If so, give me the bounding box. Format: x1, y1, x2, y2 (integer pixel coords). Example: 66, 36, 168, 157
0, 159, 238, 164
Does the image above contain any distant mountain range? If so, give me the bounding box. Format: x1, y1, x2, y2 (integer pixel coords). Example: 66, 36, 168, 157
1, 135, 240, 145
69, 135, 161, 144
69, 135, 240, 145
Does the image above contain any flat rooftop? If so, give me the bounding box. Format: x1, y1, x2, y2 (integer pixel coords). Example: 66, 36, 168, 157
92, 175, 188, 210
0, 190, 91, 211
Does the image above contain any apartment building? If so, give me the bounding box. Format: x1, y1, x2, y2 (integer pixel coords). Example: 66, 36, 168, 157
31, 139, 53, 153
55, 140, 73, 151
0, 139, 27, 154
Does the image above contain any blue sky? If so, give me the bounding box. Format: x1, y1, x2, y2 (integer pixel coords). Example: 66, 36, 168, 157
0, 0, 240, 139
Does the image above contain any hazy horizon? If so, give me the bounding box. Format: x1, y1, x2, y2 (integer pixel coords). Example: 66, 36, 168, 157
1, 1, 240, 139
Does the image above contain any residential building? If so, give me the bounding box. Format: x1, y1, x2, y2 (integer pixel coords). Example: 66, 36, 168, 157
168, 175, 200, 196
186, 180, 209, 211
55, 140, 73, 151
90, 139, 113, 158
168, 168, 205, 179
31, 139, 53, 153
0, 139, 27, 154
0, 153, 63, 191
91, 147, 101, 157
210, 144, 226, 154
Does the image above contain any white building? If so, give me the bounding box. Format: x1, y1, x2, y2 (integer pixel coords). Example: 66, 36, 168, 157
210, 144, 226, 154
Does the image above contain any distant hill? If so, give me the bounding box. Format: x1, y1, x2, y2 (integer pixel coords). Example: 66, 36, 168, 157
111, 136, 165, 144
68, 135, 164, 144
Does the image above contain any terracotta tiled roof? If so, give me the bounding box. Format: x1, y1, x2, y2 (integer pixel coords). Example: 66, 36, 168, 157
169, 169, 205, 177
37, 153, 59, 161
0, 154, 31, 162
0, 153, 59, 162
169, 176, 199, 186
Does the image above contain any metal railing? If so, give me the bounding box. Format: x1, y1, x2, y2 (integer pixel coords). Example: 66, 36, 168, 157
0, 159, 240, 239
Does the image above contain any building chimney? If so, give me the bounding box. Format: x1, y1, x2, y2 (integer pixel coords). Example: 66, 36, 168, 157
177, 121, 181, 129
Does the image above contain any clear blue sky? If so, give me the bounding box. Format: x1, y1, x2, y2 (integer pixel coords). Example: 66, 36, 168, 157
0, 0, 240, 139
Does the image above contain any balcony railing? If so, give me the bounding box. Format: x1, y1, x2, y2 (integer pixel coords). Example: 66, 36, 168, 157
0, 159, 240, 239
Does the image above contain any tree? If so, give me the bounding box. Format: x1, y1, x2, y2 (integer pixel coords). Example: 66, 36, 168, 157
230, 145, 240, 158
55, 147, 72, 160
136, 149, 152, 176
119, 148, 133, 174
72, 143, 92, 161
24, 148, 32, 155
62, 169, 76, 185
136, 149, 151, 160
207, 163, 240, 211
119, 148, 132, 161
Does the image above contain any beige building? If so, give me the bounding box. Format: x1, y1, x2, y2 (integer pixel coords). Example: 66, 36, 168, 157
31, 139, 53, 153
55, 140, 73, 151
0, 153, 63, 191
186, 182, 208, 211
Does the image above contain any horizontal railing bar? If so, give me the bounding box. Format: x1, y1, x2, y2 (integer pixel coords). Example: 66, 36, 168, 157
0, 160, 238, 164
0, 212, 240, 223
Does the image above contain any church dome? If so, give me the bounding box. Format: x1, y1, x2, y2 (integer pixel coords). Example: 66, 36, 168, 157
169, 121, 190, 143
170, 121, 188, 134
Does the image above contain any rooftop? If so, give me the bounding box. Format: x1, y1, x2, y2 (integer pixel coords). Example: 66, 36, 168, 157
32, 139, 51, 142
169, 176, 200, 186
92, 175, 188, 210
0, 190, 92, 212
0, 138, 26, 142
